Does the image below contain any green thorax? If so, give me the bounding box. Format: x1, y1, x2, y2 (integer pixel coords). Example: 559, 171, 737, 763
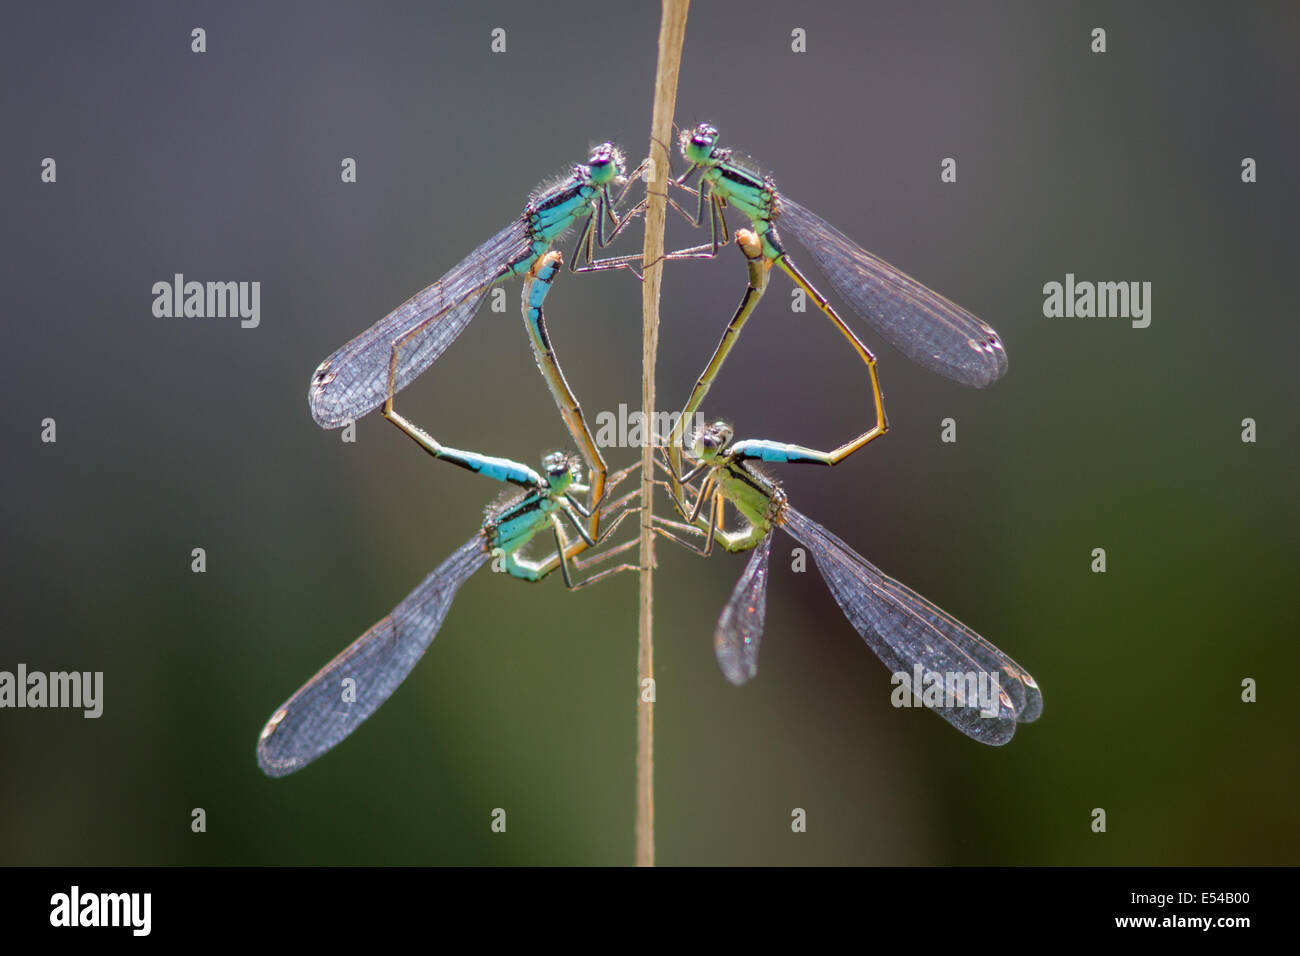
701, 157, 784, 259
713, 457, 787, 536
526, 177, 599, 247
485, 489, 561, 556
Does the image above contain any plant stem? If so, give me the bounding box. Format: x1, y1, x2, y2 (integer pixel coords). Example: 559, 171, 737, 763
637, 0, 689, 868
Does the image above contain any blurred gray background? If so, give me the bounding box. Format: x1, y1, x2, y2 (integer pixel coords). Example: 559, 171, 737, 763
2, 1, 1296, 865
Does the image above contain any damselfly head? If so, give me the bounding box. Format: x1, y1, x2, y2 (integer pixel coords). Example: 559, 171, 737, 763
540, 451, 576, 492
680, 123, 720, 166
586, 143, 625, 186
540, 452, 572, 489
693, 420, 734, 460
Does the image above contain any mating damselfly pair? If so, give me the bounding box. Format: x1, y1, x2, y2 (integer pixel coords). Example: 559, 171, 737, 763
257, 124, 1039, 778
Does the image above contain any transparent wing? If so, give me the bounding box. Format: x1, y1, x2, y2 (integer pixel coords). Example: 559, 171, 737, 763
309, 219, 532, 428
713, 531, 773, 685
257, 536, 489, 776
777, 197, 1008, 388
782, 507, 1040, 745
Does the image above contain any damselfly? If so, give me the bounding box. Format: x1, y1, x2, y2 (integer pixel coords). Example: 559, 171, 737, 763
256, 456, 640, 777
654, 422, 1040, 745
309, 143, 642, 430
668, 122, 1007, 395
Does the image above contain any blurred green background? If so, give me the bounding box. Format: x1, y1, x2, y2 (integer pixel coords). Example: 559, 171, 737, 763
2, 1, 1296, 865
